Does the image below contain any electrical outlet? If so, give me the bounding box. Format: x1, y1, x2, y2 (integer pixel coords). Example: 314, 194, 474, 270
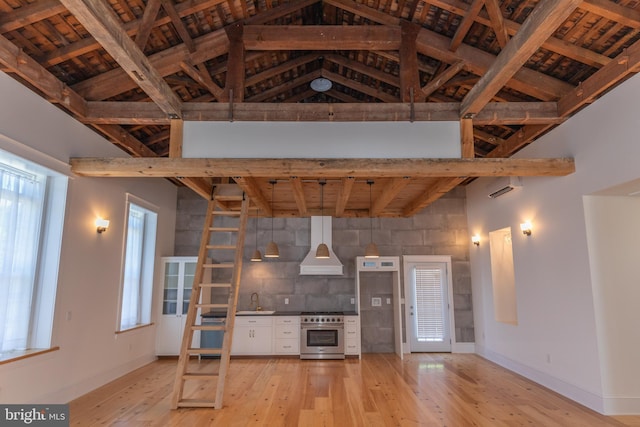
372, 297, 382, 307
284, 297, 289, 305
386, 298, 391, 304
546, 354, 551, 364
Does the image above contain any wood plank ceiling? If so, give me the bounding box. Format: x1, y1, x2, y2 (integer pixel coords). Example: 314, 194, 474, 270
1, 0, 639, 217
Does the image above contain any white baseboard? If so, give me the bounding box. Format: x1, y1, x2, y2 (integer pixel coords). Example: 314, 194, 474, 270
36, 354, 157, 404
475, 344, 606, 414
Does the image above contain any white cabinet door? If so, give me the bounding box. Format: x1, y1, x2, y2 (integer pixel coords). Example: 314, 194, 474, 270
231, 316, 273, 355
156, 257, 198, 355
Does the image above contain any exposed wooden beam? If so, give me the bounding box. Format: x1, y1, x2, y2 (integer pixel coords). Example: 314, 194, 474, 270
422, 61, 465, 97
59, 0, 183, 118
483, 0, 509, 48
449, 0, 484, 52
581, 0, 640, 29
245, 53, 319, 87
460, 119, 475, 158
289, 176, 309, 216
81, 101, 560, 124
224, 23, 245, 103
245, 70, 321, 102
160, 0, 196, 53
242, 25, 402, 50
324, 53, 400, 88
402, 178, 465, 216
69, 157, 576, 178
0, 0, 65, 33
135, 0, 162, 50
233, 177, 272, 215
459, 0, 582, 117
399, 21, 424, 103
169, 119, 183, 158
335, 177, 356, 216
371, 178, 411, 215
0, 33, 87, 117
179, 61, 224, 100
322, 70, 400, 103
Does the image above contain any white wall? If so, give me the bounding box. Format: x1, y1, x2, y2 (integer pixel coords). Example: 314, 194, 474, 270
0, 72, 177, 403
466, 72, 640, 414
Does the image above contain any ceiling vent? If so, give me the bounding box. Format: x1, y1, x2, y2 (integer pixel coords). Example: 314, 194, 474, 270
299, 216, 344, 275
487, 176, 523, 199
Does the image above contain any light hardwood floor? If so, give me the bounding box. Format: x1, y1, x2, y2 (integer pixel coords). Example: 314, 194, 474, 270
69, 354, 640, 426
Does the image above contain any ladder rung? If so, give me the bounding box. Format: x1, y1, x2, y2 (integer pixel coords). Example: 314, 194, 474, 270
212, 210, 241, 217
188, 348, 223, 355
192, 325, 226, 331
199, 282, 231, 288
206, 245, 236, 250
196, 303, 229, 309
209, 227, 239, 232
203, 263, 234, 269
183, 373, 219, 380
177, 399, 216, 408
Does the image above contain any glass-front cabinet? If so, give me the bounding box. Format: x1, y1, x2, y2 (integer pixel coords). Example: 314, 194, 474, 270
156, 257, 199, 355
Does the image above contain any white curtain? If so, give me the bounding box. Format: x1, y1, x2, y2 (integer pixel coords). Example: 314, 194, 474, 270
0, 165, 45, 352
120, 205, 145, 330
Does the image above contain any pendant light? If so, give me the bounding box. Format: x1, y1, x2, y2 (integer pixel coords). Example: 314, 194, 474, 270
265, 180, 279, 258
364, 180, 380, 258
250, 210, 262, 262
315, 180, 330, 259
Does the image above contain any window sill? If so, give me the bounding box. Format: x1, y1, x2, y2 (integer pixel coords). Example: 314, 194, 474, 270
0, 346, 60, 365
115, 322, 154, 335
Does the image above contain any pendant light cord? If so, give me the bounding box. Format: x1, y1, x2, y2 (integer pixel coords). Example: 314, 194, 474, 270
368, 180, 374, 243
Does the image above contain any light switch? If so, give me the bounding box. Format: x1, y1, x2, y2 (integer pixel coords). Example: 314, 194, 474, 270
386, 298, 391, 304
372, 297, 382, 307
284, 298, 289, 305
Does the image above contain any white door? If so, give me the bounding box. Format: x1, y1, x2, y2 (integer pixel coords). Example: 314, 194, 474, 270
405, 260, 452, 352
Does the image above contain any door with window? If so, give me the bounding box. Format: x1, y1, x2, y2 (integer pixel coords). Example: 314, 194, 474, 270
404, 256, 452, 352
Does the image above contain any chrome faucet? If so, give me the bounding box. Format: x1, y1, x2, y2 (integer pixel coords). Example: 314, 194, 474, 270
250, 292, 262, 311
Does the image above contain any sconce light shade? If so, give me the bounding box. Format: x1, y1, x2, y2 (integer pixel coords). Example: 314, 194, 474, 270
265, 240, 279, 258
472, 235, 481, 246
520, 221, 532, 236
315, 242, 330, 259
364, 241, 380, 258
251, 249, 263, 262
95, 217, 109, 233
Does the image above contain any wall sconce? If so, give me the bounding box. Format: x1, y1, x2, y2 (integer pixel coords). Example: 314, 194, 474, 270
471, 235, 481, 246
95, 217, 110, 233
520, 221, 532, 236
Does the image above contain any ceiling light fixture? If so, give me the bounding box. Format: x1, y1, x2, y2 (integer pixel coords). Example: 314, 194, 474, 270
310, 77, 332, 92
251, 210, 262, 262
315, 180, 330, 258
364, 180, 380, 258
265, 180, 279, 258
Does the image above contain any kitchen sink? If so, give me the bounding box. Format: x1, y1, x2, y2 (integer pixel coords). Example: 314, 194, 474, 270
236, 310, 276, 315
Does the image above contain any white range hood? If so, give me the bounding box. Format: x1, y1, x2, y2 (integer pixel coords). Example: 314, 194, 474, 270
299, 216, 344, 275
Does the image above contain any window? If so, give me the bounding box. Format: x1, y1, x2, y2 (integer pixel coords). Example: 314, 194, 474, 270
0, 149, 67, 357
119, 197, 158, 331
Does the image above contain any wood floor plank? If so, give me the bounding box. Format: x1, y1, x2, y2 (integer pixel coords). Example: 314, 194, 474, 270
68, 354, 636, 426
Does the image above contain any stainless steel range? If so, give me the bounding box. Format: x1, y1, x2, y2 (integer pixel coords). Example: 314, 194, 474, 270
300, 312, 345, 360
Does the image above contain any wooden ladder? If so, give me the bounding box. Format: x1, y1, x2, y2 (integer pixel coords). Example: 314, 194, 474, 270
171, 184, 249, 409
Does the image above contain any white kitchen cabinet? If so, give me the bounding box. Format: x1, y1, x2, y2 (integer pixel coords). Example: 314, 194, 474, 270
156, 257, 200, 355
274, 316, 300, 355
231, 316, 273, 355
344, 316, 361, 357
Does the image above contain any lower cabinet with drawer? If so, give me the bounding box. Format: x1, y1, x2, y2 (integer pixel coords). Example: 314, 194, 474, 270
231, 316, 273, 355
344, 315, 361, 357
274, 316, 300, 355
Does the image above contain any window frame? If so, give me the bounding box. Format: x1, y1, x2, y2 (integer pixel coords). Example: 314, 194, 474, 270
117, 194, 158, 333
0, 148, 67, 361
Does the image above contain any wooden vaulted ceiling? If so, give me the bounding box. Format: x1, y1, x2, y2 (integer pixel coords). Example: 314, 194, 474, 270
1, 0, 639, 217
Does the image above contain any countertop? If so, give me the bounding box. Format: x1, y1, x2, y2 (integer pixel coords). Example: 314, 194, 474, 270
201, 310, 358, 318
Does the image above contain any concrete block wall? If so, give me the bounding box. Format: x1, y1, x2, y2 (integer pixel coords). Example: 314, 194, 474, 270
174, 185, 474, 343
